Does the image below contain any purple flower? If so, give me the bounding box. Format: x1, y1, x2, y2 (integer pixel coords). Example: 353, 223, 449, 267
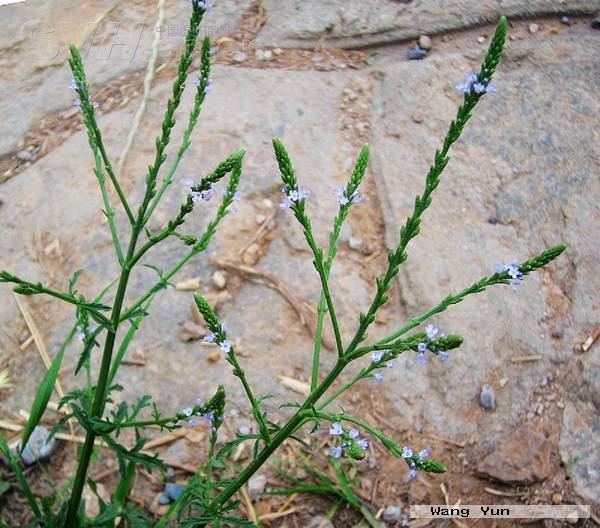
279, 196, 293, 209
187, 418, 198, 428
195, 398, 204, 406
457, 72, 496, 95
401, 446, 413, 459
183, 177, 194, 188
426, 324, 439, 340
348, 428, 359, 439
357, 438, 369, 450
408, 462, 418, 480
417, 342, 428, 353
219, 340, 232, 353
203, 333, 216, 343
75, 325, 85, 343
373, 371, 384, 382
188, 0, 213, 9
495, 260, 524, 291
280, 186, 310, 209
220, 322, 228, 332
329, 422, 344, 436
371, 351, 384, 363
330, 446, 343, 458
182, 407, 194, 417
415, 353, 428, 366
418, 448, 430, 460
386, 361, 395, 369
437, 351, 449, 362
334, 185, 363, 206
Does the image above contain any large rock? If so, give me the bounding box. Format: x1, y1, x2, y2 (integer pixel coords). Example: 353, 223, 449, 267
256, 0, 600, 49
477, 422, 552, 484
369, 28, 600, 439
0, 0, 251, 156
560, 402, 600, 503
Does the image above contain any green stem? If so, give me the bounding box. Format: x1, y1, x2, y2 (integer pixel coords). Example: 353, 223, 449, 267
64, 222, 144, 528
208, 359, 348, 513
227, 349, 271, 443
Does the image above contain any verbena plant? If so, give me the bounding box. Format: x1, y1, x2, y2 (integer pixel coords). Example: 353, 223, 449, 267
0, 2, 565, 526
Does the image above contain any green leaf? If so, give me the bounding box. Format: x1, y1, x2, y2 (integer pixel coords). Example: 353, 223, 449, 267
20, 335, 69, 457
0, 435, 41, 517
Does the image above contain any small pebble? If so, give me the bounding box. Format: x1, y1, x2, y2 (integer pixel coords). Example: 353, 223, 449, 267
418, 35, 432, 50
165, 483, 184, 501
16, 149, 34, 162
560, 16, 571, 25
238, 425, 251, 436
212, 270, 227, 290
242, 243, 261, 265
407, 47, 427, 60
592, 17, 600, 29
411, 111, 424, 124
248, 474, 267, 500
477, 35, 486, 43
255, 49, 272, 61
551, 492, 562, 504
383, 506, 402, 522
529, 23, 539, 34
348, 235, 363, 251
273, 47, 284, 56
158, 493, 170, 505
309, 516, 333, 528
233, 51, 247, 63
20, 426, 56, 465
479, 384, 496, 410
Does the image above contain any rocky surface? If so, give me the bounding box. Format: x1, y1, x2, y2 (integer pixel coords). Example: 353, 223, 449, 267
477, 422, 552, 484
0, 0, 251, 157
256, 0, 600, 49
0, 0, 599, 514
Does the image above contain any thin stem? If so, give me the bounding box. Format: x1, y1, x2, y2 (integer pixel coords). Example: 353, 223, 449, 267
91, 142, 124, 264
207, 358, 348, 511
226, 347, 271, 443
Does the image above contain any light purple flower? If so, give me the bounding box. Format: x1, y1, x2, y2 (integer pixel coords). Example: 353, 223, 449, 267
329, 422, 344, 436
195, 398, 204, 406
279, 196, 293, 209
203, 333, 216, 343
357, 438, 369, 450
495, 260, 524, 291
457, 72, 496, 95
334, 185, 363, 206
418, 448, 430, 460
437, 351, 449, 362
187, 418, 198, 428
348, 428, 359, 439
219, 340, 232, 353
75, 325, 85, 343
188, 0, 213, 9
182, 407, 194, 417
330, 446, 343, 458
371, 351, 384, 363
408, 464, 418, 480
417, 342, 428, 353
415, 353, 428, 366
401, 446, 413, 459
426, 324, 439, 340
386, 361, 395, 369
220, 322, 228, 332
183, 177, 194, 188
373, 371, 384, 382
